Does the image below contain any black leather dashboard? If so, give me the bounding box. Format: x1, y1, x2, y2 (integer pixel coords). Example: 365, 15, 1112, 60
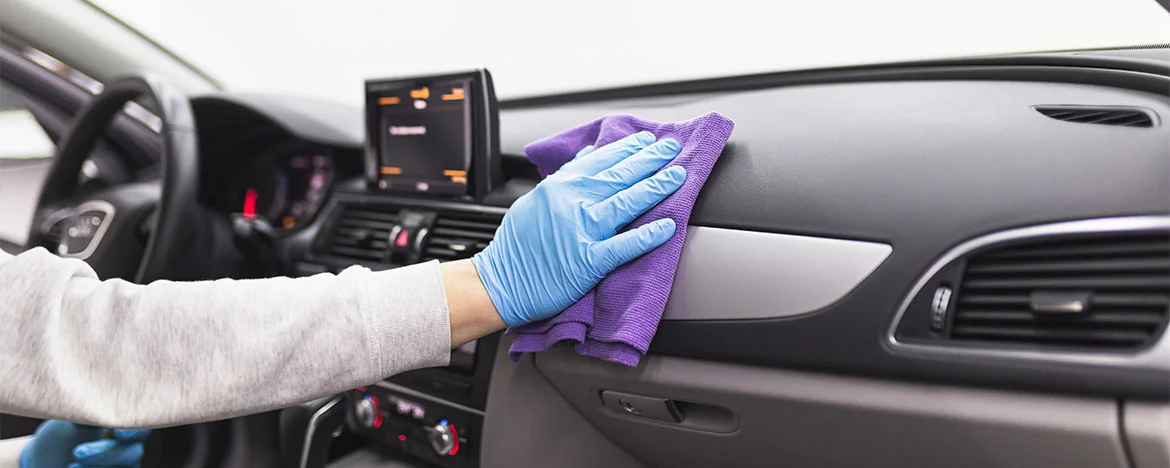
500, 76, 1170, 399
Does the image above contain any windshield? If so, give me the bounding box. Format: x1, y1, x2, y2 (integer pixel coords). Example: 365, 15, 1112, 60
91, 0, 1170, 105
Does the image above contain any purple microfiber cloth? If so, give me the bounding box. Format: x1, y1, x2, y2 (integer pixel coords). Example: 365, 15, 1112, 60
509, 112, 735, 366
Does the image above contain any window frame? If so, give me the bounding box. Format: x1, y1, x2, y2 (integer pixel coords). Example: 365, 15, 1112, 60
0, 33, 162, 170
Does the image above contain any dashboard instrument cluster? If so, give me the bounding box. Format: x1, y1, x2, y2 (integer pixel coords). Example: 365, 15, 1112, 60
229, 146, 334, 231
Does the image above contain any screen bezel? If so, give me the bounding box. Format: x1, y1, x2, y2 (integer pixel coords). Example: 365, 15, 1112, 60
364, 69, 499, 202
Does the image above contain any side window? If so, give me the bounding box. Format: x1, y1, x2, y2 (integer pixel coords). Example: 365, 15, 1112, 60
0, 80, 56, 247
0, 80, 56, 160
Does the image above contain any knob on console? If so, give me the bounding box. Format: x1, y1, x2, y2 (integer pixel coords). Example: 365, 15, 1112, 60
354, 395, 382, 428
426, 420, 459, 456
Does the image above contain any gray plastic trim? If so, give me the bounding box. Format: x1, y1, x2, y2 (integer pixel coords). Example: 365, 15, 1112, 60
536, 347, 1129, 468
886, 215, 1170, 370
664, 226, 892, 321
1123, 402, 1170, 468
481, 336, 647, 468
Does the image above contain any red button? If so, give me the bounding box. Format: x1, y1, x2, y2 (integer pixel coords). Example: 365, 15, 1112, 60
395, 230, 409, 247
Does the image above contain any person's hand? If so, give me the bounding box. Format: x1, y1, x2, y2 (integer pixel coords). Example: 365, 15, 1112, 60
20, 421, 148, 468
472, 131, 686, 327
20, 420, 103, 468
71, 429, 149, 468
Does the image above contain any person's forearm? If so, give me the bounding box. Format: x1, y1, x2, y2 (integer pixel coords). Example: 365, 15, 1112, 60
0, 248, 452, 428
0, 436, 28, 468
442, 260, 506, 347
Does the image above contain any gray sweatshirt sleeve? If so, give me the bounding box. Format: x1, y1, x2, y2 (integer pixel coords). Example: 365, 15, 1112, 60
0, 247, 451, 429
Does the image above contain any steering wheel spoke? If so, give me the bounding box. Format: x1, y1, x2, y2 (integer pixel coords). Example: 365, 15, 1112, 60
39, 200, 116, 258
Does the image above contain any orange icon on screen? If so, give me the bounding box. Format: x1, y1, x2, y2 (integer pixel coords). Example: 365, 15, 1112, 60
410, 87, 430, 99
442, 170, 467, 177
380, 166, 403, 175
441, 87, 465, 101
378, 96, 400, 105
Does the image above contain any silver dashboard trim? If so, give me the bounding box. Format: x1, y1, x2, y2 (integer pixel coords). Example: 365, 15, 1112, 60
300, 395, 343, 468
375, 382, 486, 417
40, 200, 115, 261
884, 215, 1170, 371
663, 226, 893, 321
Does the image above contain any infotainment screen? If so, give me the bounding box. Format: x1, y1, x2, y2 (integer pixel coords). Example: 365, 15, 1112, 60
365, 70, 498, 199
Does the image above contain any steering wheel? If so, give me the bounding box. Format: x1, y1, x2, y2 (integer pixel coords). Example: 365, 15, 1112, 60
25, 73, 319, 468
26, 72, 200, 282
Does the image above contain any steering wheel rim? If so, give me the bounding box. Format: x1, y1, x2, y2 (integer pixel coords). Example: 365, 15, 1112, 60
28, 72, 200, 283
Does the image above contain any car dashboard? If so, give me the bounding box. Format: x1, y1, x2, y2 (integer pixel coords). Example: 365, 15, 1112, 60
186, 48, 1170, 468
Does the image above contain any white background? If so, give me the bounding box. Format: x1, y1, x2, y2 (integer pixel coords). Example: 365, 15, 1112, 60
91, 0, 1170, 104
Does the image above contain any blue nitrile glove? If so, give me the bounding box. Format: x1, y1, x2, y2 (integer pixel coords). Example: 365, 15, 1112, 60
21, 421, 104, 468
70, 429, 149, 468
472, 131, 687, 327
20, 421, 148, 468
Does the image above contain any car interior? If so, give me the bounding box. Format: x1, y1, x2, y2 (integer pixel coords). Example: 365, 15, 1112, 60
1, 2, 1169, 468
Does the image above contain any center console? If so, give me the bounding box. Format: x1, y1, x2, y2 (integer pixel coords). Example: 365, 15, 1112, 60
291, 70, 504, 468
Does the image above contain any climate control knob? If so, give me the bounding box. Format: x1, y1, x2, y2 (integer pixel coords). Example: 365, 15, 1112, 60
425, 420, 459, 456
354, 396, 381, 428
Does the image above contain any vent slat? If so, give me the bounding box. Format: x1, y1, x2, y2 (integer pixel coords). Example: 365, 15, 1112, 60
966, 258, 1170, 274
1084, 112, 1144, 125
963, 276, 1169, 290
330, 246, 385, 261
959, 293, 1170, 308
424, 247, 458, 258
435, 218, 501, 232
1094, 294, 1170, 307
343, 210, 399, 222
331, 237, 389, 249
955, 310, 1165, 326
983, 239, 1168, 260
338, 218, 397, 231
951, 325, 1151, 345
333, 227, 391, 238
950, 231, 1169, 350
1064, 111, 1110, 122
1035, 106, 1155, 128
430, 227, 495, 242
1119, 116, 1156, 127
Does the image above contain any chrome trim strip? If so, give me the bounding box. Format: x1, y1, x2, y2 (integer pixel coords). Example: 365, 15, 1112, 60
664, 226, 892, 321
40, 200, 115, 260
374, 382, 486, 417
884, 215, 1170, 370
299, 395, 343, 468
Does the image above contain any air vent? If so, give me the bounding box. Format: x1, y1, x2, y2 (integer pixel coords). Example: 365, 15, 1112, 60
1034, 106, 1155, 128
951, 232, 1170, 350
423, 212, 502, 262
322, 205, 398, 262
